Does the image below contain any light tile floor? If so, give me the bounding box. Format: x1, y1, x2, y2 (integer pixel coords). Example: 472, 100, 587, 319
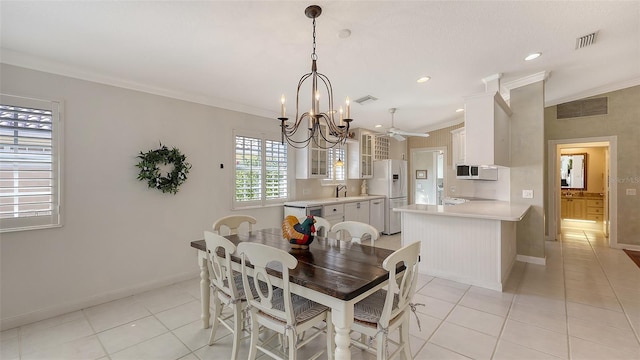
2, 227, 639, 359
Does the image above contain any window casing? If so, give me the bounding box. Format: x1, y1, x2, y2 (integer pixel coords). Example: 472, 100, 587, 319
234, 131, 288, 208
323, 146, 346, 185
0, 94, 62, 232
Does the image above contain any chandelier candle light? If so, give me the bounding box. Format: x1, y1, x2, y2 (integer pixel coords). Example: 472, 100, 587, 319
278, 5, 352, 149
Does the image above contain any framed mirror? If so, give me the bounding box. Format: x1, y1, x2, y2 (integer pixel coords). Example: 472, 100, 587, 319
560, 153, 587, 190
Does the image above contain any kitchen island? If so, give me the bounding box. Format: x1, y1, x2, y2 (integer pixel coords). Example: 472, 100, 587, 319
394, 201, 530, 291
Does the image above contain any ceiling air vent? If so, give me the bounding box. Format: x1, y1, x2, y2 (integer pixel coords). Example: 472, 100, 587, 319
557, 97, 608, 119
576, 31, 598, 49
354, 95, 378, 105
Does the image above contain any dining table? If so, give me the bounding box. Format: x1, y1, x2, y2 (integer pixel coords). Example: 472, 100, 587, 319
190, 227, 396, 360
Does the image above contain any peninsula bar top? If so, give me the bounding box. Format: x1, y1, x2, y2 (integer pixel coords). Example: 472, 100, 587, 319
394, 201, 531, 221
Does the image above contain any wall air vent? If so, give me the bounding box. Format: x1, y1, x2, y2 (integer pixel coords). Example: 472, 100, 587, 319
557, 97, 608, 119
354, 95, 378, 105
576, 31, 598, 49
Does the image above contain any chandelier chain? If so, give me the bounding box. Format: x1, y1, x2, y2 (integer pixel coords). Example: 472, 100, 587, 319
311, 17, 317, 60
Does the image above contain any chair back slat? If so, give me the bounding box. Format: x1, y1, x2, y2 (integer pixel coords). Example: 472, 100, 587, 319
237, 242, 298, 325
204, 231, 239, 300
331, 221, 380, 244
213, 215, 257, 235
379, 241, 421, 327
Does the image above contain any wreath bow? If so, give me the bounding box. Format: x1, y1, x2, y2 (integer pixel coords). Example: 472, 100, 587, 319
136, 144, 191, 194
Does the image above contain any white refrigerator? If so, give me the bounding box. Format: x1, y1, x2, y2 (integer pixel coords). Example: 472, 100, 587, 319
368, 159, 408, 234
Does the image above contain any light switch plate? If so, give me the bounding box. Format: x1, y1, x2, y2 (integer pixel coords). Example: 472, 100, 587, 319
626, 188, 637, 196
522, 189, 534, 199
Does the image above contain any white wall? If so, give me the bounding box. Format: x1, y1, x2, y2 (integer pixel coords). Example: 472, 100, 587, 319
0, 64, 286, 330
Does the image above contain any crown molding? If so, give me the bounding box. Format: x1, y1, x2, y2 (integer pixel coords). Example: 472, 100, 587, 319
0, 50, 274, 119
500, 71, 550, 102
545, 76, 640, 106
421, 117, 464, 132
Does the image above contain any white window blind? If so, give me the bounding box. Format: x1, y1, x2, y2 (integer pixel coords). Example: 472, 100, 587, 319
0, 94, 62, 232
325, 146, 346, 184
265, 140, 287, 200
235, 135, 262, 203
234, 132, 288, 208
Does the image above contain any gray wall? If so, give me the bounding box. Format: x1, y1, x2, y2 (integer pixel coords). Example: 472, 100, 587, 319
510, 81, 546, 258
545, 85, 640, 246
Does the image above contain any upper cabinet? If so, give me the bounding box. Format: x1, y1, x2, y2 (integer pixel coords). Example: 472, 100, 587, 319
464, 92, 512, 167
347, 128, 374, 179
451, 127, 466, 169
295, 124, 328, 179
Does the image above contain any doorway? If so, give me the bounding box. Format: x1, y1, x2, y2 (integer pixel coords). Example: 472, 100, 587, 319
410, 147, 446, 205
548, 137, 617, 247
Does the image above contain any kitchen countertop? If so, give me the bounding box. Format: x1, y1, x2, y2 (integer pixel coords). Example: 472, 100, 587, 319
393, 201, 531, 221
284, 195, 386, 208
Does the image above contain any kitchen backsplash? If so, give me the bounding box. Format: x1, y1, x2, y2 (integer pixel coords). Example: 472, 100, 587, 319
294, 179, 362, 200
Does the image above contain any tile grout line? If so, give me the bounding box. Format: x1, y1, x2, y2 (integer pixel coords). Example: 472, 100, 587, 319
417, 280, 483, 359
489, 260, 526, 360
562, 231, 571, 360
583, 231, 640, 346
80, 308, 111, 360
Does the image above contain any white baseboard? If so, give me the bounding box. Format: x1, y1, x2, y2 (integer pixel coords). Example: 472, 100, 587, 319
517, 254, 546, 265
1, 271, 198, 331
615, 243, 640, 251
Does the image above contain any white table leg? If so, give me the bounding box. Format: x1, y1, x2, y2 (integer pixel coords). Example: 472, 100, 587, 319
332, 303, 354, 360
198, 252, 211, 329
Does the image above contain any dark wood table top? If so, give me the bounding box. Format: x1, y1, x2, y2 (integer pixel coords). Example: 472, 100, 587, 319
190, 228, 395, 301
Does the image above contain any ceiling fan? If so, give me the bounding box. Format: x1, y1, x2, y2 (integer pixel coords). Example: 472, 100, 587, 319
377, 108, 430, 141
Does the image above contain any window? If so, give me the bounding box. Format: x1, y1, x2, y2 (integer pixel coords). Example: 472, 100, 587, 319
234, 131, 288, 208
323, 146, 346, 185
0, 94, 62, 232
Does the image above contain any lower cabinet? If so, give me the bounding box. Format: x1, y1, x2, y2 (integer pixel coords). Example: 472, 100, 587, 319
586, 199, 604, 221
344, 201, 370, 224
561, 197, 604, 220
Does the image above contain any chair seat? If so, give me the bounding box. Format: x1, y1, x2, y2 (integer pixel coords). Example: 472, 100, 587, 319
261, 292, 329, 325
219, 272, 267, 301
353, 289, 399, 327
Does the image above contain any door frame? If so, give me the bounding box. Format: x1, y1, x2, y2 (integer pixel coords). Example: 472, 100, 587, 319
547, 136, 618, 247
409, 146, 447, 205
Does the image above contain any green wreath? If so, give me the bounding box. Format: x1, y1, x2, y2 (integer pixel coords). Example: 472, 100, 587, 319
136, 144, 192, 194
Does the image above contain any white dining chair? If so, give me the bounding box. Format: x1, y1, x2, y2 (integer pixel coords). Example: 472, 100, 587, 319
213, 215, 257, 235
203, 231, 250, 360
298, 215, 332, 238
350, 241, 421, 360
331, 221, 380, 246
237, 242, 334, 360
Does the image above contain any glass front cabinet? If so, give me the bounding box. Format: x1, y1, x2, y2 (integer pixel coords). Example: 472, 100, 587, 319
296, 124, 328, 179
347, 129, 374, 179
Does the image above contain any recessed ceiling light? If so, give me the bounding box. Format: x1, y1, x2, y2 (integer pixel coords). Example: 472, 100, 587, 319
455, 108, 464, 113
375, 124, 383, 128
417, 76, 431, 83
524, 52, 542, 61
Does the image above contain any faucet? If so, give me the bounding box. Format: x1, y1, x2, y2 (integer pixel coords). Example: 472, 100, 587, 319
336, 185, 347, 198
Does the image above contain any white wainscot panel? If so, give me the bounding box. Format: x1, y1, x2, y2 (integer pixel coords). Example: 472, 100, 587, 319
402, 212, 516, 291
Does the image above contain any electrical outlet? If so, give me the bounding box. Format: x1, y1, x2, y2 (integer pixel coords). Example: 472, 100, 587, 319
302, 188, 311, 195
522, 189, 534, 199
626, 188, 637, 196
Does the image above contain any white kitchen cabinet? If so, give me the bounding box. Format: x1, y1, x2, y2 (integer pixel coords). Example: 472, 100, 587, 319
464, 92, 512, 167
344, 200, 370, 224
347, 129, 373, 179
369, 198, 385, 232
451, 127, 466, 169
296, 124, 328, 179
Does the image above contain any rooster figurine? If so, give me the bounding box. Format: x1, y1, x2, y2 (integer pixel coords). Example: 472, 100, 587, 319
282, 215, 316, 249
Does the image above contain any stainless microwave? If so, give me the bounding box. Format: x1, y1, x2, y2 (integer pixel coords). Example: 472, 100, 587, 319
456, 165, 498, 180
